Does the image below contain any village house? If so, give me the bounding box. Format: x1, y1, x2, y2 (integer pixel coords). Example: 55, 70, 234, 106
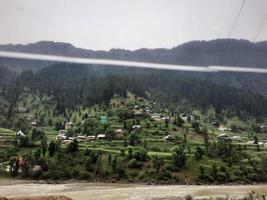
100, 116, 108, 124
232, 135, 242, 141
65, 122, 73, 130
134, 111, 142, 117
76, 135, 87, 142
145, 109, 150, 114
151, 113, 161, 121
115, 129, 124, 134
61, 139, 72, 144
218, 125, 232, 131
179, 113, 187, 121
161, 116, 170, 121
132, 125, 141, 130
15, 130, 25, 138
31, 121, 37, 127
18, 106, 29, 113
56, 134, 67, 141
115, 129, 125, 139
32, 165, 42, 172
87, 135, 96, 141
163, 135, 175, 142
97, 134, 106, 139
217, 133, 231, 141
56, 129, 68, 141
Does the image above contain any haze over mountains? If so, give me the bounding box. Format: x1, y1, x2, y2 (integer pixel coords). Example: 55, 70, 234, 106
1, 39, 267, 69
0, 39, 267, 96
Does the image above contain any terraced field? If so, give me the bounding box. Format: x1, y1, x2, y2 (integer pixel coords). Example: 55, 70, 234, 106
0, 128, 14, 151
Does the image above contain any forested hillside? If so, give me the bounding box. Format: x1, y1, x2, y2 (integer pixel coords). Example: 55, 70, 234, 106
1, 39, 267, 67
0, 64, 266, 127
1, 39, 267, 96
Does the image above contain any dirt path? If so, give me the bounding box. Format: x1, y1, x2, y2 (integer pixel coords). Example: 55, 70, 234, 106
0, 180, 267, 200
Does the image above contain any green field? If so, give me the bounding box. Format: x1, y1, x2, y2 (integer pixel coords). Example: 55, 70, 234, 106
0, 92, 266, 184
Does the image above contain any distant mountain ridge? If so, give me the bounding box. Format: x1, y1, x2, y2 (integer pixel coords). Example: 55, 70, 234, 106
0, 39, 267, 69
0, 39, 267, 96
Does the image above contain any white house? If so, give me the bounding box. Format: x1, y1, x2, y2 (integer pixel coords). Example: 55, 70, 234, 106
18, 106, 29, 113
218, 125, 227, 131
132, 125, 141, 130
31, 121, 37, 127
151, 114, 161, 121
77, 135, 87, 142
163, 135, 175, 142
65, 122, 73, 130
232, 136, 242, 141
16, 130, 25, 137
87, 135, 96, 141
115, 129, 124, 134
218, 125, 232, 131
217, 133, 231, 141
97, 134, 106, 139
56, 134, 67, 140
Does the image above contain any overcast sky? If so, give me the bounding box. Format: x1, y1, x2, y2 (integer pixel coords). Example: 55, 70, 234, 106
0, 0, 266, 50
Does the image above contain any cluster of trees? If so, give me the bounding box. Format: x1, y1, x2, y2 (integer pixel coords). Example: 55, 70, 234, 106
1, 39, 267, 96
1, 63, 266, 128
4, 134, 189, 182
194, 139, 267, 183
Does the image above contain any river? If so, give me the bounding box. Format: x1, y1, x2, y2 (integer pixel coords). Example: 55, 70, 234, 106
0, 180, 267, 200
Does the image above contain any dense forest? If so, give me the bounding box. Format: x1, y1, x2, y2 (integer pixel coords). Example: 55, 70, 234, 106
0, 63, 266, 128
0, 63, 266, 184
1, 39, 267, 97
0, 51, 267, 185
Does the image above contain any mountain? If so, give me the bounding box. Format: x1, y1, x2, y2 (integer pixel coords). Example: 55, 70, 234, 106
1, 63, 266, 118
0, 39, 267, 95
1, 39, 267, 67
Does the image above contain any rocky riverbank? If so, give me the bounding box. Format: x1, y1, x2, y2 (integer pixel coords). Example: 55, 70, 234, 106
1, 180, 267, 200
0, 196, 72, 200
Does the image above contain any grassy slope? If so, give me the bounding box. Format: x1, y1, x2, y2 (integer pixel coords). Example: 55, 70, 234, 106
0, 92, 266, 182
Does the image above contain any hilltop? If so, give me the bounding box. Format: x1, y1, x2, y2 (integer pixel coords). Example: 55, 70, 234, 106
0, 39, 267, 96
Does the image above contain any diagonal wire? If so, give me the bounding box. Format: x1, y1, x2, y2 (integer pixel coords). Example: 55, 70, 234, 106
227, 0, 247, 38
0, 51, 267, 73
253, 13, 267, 42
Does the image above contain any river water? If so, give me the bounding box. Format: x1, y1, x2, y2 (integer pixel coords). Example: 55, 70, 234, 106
0, 180, 267, 200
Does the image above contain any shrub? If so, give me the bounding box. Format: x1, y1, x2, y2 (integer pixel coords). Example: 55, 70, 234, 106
185, 195, 193, 200
163, 164, 175, 172
220, 166, 226, 172
29, 170, 42, 179
63, 168, 72, 178
72, 169, 80, 177
79, 172, 91, 180
216, 172, 227, 183
128, 158, 143, 168
128, 146, 133, 159
85, 157, 93, 172
233, 169, 243, 177
171, 146, 186, 169
66, 139, 79, 153
133, 148, 148, 161
116, 162, 126, 178
195, 146, 203, 161
128, 171, 138, 177
48, 170, 62, 180
158, 170, 172, 181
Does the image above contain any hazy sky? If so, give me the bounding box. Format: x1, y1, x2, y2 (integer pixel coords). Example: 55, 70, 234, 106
0, 0, 266, 50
